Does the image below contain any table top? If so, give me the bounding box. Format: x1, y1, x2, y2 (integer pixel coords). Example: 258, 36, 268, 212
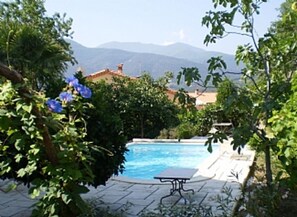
154, 167, 197, 180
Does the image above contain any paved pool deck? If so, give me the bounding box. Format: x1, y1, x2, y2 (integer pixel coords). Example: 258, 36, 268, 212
0, 139, 255, 217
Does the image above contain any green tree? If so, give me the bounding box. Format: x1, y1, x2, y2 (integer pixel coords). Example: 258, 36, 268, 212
0, 0, 74, 91
216, 78, 252, 128
84, 79, 127, 186
270, 74, 297, 186
175, 105, 215, 139
0, 65, 94, 216
0, 66, 128, 216
112, 73, 180, 140
0, 1, 128, 215
268, 0, 297, 186
178, 0, 296, 185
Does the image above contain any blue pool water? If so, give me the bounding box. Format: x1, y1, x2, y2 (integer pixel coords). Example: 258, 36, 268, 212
120, 143, 218, 180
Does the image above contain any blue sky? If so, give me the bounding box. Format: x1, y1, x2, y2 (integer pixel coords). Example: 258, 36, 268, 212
45, 0, 282, 54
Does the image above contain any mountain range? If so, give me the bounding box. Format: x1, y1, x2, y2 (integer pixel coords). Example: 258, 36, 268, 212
66, 40, 242, 89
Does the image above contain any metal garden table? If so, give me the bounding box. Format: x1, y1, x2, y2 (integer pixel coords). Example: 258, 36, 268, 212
154, 167, 197, 204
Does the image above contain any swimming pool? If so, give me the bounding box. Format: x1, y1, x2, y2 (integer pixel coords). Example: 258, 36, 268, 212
120, 142, 218, 180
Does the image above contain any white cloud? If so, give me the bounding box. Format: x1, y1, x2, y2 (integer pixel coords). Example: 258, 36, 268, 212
178, 29, 185, 40
162, 29, 187, 46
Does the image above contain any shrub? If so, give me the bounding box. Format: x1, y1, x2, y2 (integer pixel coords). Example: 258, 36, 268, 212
176, 122, 197, 139
85, 80, 127, 186
0, 75, 127, 216
157, 128, 178, 139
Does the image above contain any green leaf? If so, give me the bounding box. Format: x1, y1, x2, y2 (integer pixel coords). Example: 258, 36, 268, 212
284, 148, 291, 158
0, 116, 11, 131
17, 168, 26, 177
72, 185, 89, 194
31, 188, 40, 199
50, 204, 56, 215
15, 139, 23, 151
61, 193, 72, 204
14, 154, 23, 163
207, 144, 213, 153
16, 103, 22, 111
22, 104, 33, 113
265, 127, 275, 139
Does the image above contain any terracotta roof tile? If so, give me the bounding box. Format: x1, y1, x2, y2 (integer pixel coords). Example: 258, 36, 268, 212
86, 69, 128, 80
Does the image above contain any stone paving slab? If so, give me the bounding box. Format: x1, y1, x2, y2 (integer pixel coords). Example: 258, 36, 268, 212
0, 143, 255, 217
0, 206, 30, 217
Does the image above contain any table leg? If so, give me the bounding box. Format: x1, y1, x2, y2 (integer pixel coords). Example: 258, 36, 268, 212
160, 179, 177, 204
180, 179, 195, 193
159, 179, 195, 204
177, 179, 194, 204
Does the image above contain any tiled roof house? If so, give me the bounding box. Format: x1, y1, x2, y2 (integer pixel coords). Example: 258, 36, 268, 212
86, 64, 177, 102
86, 63, 129, 83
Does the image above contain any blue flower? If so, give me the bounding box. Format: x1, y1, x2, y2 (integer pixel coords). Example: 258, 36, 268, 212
74, 83, 84, 93
46, 99, 63, 113
59, 92, 73, 103
74, 84, 92, 98
66, 76, 79, 87
79, 86, 92, 98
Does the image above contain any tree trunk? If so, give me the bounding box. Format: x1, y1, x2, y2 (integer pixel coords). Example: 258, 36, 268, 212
140, 115, 144, 138
265, 144, 273, 185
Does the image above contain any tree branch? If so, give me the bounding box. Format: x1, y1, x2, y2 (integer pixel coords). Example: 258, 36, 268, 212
193, 80, 216, 90
0, 63, 23, 83
223, 70, 242, 75
224, 31, 252, 37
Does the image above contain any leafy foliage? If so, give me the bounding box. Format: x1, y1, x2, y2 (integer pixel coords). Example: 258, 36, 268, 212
0, 1, 128, 216
0, 77, 95, 216
84, 80, 127, 186
0, 71, 128, 216
111, 73, 180, 139
270, 74, 297, 186
0, 70, 129, 217
176, 0, 297, 185
0, 0, 74, 91
158, 106, 214, 140
215, 78, 255, 132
